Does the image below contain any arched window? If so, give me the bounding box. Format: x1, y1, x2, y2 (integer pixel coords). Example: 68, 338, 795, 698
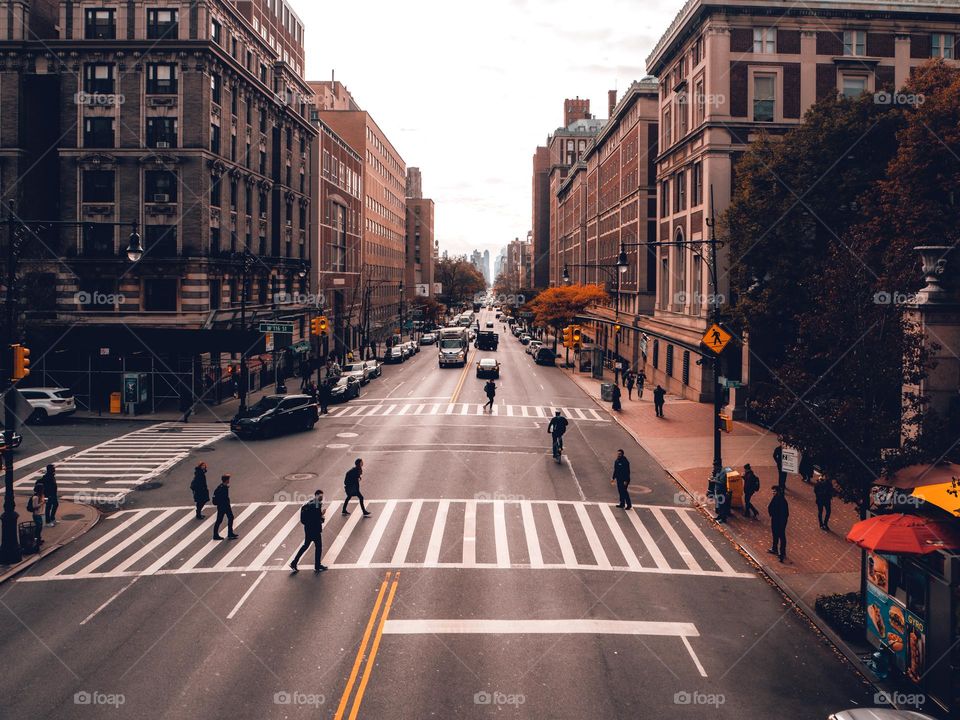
673, 228, 687, 312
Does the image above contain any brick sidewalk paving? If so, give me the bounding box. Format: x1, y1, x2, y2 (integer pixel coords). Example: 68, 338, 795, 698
0, 500, 101, 583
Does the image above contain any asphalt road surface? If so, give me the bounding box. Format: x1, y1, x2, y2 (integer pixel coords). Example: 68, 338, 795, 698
0, 308, 875, 719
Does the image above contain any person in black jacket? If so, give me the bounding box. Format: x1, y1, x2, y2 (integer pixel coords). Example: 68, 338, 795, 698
742, 464, 760, 519
653, 385, 666, 417
773, 444, 787, 489
611, 449, 632, 510
318, 379, 332, 415
483, 380, 496, 411
611, 383, 622, 411
814, 476, 834, 531
291, 490, 327, 573
767, 486, 789, 562
212, 475, 239, 540
342, 458, 371, 517
42, 464, 59, 526
190, 462, 210, 520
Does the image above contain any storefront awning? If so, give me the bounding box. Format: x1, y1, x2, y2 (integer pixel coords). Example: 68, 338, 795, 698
912, 481, 960, 518
847, 513, 960, 555
288, 340, 311, 354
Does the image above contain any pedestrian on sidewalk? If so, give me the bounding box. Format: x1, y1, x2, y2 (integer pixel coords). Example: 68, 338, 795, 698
212, 475, 239, 540
636, 370, 646, 399
318, 379, 332, 415
27, 483, 45, 549
291, 489, 327, 574
190, 462, 210, 520
773, 444, 787, 489
767, 486, 789, 562
611, 449, 632, 510
611, 383, 622, 411
653, 384, 666, 417
42, 464, 59, 526
799, 453, 815, 484
625, 372, 635, 400
814, 476, 834, 531
742, 464, 760, 519
342, 458, 371, 517
714, 471, 732, 523
483, 379, 496, 411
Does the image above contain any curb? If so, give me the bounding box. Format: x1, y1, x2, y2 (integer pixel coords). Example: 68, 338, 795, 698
0, 507, 102, 585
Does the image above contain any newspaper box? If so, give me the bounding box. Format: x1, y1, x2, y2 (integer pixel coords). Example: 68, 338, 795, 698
726, 470, 744, 509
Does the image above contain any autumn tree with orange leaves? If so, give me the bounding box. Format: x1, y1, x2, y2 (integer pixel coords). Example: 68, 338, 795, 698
528, 284, 609, 351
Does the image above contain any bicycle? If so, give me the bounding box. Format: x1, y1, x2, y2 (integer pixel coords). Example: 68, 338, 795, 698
551, 433, 564, 462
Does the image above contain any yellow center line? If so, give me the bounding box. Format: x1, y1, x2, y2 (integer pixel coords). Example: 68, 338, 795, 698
333, 572, 392, 720
449, 348, 472, 404
348, 572, 400, 720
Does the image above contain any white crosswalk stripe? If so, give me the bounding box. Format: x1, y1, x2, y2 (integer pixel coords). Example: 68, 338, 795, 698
14, 422, 230, 504
21, 499, 754, 582
323, 402, 608, 421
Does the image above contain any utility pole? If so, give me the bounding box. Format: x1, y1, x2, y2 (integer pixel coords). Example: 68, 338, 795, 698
1, 210, 23, 564
706, 187, 723, 478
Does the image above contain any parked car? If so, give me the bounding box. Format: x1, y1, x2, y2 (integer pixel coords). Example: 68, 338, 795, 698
363, 359, 383, 378
476, 358, 501, 379
526, 340, 543, 356
534, 347, 557, 366
20, 387, 77, 423
485, 321, 494, 329
407, 341, 420, 354
520, 334, 532, 345
330, 375, 362, 403
0, 431, 23, 451
342, 362, 373, 386
420, 333, 437, 345
386, 346, 406, 364
230, 394, 319, 439
495, 312, 502, 320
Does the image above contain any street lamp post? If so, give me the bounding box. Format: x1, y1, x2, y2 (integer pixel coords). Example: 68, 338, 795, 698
398, 281, 405, 342
231, 250, 257, 414
1, 210, 141, 564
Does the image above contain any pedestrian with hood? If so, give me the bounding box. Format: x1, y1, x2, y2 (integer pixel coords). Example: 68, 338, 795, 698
742, 463, 760, 519
483, 379, 496, 411
190, 462, 210, 520
653, 384, 666, 417
212, 474, 239, 540
291, 489, 327, 574
636, 370, 646, 399
625, 372, 635, 400
767, 486, 789, 562
814, 475, 834, 531
41, 464, 59, 526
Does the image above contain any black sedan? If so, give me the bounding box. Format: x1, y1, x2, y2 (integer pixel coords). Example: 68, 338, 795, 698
330, 375, 362, 403
230, 395, 319, 439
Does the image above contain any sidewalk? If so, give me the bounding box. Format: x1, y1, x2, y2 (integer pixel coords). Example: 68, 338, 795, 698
0, 500, 101, 583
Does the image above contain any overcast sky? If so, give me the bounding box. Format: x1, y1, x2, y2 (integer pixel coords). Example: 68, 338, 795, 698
292, 0, 681, 262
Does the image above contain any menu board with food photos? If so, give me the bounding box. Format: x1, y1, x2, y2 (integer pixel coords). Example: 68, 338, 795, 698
866, 552, 926, 683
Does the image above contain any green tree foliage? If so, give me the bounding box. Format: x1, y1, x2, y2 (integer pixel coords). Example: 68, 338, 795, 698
435, 257, 486, 307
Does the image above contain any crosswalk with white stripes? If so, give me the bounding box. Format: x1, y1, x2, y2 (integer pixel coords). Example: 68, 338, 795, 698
15, 423, 231, 503
21, 498, 754, 582
324, 402, 608, 421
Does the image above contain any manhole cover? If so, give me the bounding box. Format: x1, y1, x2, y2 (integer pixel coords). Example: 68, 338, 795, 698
630, 485, 653, 495
326, 443, 349, 449
285, 472, 317, 481
337, 432, 359, 438
136, 482, 163, 491
59, 513, 83, 521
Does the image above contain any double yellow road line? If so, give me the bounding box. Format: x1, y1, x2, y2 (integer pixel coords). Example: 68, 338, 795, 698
334, 571, 400, 720
450, 348, 472, 404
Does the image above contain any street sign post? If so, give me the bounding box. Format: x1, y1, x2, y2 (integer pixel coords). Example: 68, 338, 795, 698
259, 321, 294, 334
701, 323, 732, 354
781, 446, 800, 474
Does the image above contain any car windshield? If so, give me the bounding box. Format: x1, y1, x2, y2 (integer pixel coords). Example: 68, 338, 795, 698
391, 347, 403, 354
346, 363, 365, 372
440, 339, 463, 349
54, 389, 74, 399
248, 397, 282, 414
335, 378, 349, 388
480, 360, 496, 367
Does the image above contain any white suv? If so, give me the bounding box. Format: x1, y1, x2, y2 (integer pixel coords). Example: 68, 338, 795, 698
21, 388, 77, 423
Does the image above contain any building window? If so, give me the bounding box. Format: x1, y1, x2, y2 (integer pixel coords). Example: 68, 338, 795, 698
259, 191, 268, 218
145, 171, 178, 203
210, 176, 221, 207
211, 124, 221, 154
230, 180, 238, 210
82, 170, 115, 203
143, 278, 178, 310
84, 64, 114, 94
673, 170, 686, 212
146, 63, 178, 94
146, 117, 177, 148
692, 35, 703, 65
653, 339, 660, 369
666, 344, 674, 377
753, 74, 775, 122
660, 179, 670, 217
692, 162, 703, 206
210, 226, 221, 254
211, 18, 222, 45
663, 109, 672, 146
677, 93, 688, 137
144, 226, 178, 258
694, 78, 705, 125
682, 351, 690, 385
81, 227, 116, 258
209, 280, 221, 310
83, 118, 115, 148
147, 8, 178, 39
259, 108, 267, 133
843, 30, 866, 57
931, 34, 955, 59
85, 9, 116, 39
753, 28, 776, 53
231, 88, 238, 116
659, 258, 669, 309
259, 151, 267, 175
211, 73, 222, 105
841, 75, 868, 98
673, 240, 686, 310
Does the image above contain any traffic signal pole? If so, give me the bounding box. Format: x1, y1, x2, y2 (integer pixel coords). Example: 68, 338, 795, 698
1, 213, 22, 563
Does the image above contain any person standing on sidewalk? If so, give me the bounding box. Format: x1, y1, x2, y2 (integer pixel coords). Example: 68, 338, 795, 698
611, 450, 632, 510
636, 370, 646, 399
212, 475, 239, 540
773, 444, 787, 489
318, 378, 332, 415
625, 372, 635, 400
41, 464, 59, 526
28, 483, 45, 549
291, 489, 327, 574
814, 476, 834, 531
799, 453, 815, 484
742, 464, 760, 519
653, 385, 666, 417
190, 462, 210, 520
483, 379, 496, 411
342, 458, 371, 517
767, 486, 789, 562
611, 383, 622, 411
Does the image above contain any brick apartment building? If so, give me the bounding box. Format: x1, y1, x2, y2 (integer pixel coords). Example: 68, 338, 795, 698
310, 80, 408, 348
405, 167, 435, 304
0, 0, 317, 413
556, 80, 660, 373
644, 0, 960, 402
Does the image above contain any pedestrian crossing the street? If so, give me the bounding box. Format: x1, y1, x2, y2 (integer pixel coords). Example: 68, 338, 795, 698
14, 423, 231, 503
21, 499, 755, 582
323, 402, 609, 422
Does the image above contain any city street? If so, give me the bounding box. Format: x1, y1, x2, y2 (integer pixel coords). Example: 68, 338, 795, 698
0, 309, 875, 719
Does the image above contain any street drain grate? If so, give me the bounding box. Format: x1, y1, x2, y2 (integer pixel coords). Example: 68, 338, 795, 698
285, 473, 317, 481
136, 482, 163, 491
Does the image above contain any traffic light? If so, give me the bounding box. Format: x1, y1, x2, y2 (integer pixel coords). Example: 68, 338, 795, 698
311, 317, 321, 336
318, 316, 329, 336
11, 344, 30, 381
572, 326, 582, 348
562, 326, 573, 348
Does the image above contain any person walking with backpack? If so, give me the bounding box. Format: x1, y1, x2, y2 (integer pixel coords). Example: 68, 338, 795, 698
190, 462, 210, 520
290, 490, 327, 574
767, 486, 789, 562
483, 379, 496, 412
814, 476, 834, 531
636, 370, 646, 399
653, 384, 666, 417
28, 483, 45, 549
625, 372, 635, 401
41, 464, 59, 526
342, 458, 371, 517
212, 475, 239, 540
742, 464, 760, 519
611, 449, 632, 510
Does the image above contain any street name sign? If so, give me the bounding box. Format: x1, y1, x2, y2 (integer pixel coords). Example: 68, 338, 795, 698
259, 322, 294, 334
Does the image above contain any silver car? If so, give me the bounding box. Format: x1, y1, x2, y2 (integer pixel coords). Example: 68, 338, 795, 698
363, 359, 383, 378
342, 362, 372, 385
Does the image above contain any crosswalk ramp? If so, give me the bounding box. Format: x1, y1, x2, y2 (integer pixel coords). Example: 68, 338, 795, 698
325, 403, 608, 422
21, 498, 754, 582
15, 423, 230, 503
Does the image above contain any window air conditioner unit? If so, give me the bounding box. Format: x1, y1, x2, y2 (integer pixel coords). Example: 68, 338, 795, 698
153, 193, 171, 203
156, 141, 171, 149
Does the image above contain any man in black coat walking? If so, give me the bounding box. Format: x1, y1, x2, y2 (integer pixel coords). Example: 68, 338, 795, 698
42, 464, 59, 526
814, 476, 834, 531
291, 490, 327, 573
190, 462, 210, 520
483, 380, 496, 411
611, 449, 632, 510
318, 379, 332, 415
342, 458, 371, 517
767, 485, 789, 562
212, 475, 239, 540
653, 385, 666, 417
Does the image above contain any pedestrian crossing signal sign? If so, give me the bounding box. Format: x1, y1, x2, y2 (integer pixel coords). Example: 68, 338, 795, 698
701, 324, 732, 354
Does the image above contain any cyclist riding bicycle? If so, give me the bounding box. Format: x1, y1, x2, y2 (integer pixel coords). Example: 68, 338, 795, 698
547, 411, 569, 457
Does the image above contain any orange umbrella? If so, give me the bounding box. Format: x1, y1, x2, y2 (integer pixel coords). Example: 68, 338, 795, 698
846, 513, 960, 555
912, 480, 960, 518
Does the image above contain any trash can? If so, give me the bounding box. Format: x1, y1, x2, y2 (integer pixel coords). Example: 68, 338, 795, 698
19, 521, 37, 554
600, 383, 614, 402
110, 392, 122, 414
726, 470, 744, 509
719, 413, 733, 432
